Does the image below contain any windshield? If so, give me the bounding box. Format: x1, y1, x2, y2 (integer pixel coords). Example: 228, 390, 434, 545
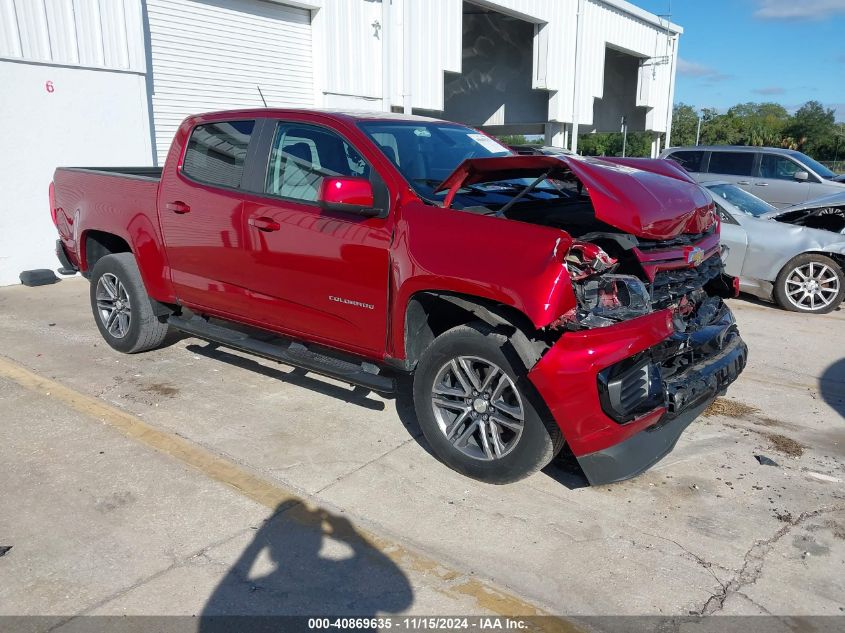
358, 121, 512, 199
789, 151, 836, 179
706, 183, 777, 217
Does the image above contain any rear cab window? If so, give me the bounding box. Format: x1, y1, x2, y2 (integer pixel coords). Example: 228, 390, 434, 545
182, 120, 256, 189
707, 151, 755, 177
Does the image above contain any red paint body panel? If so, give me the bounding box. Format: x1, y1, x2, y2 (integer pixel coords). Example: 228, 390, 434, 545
51, 169, 175, 302
528, 308, 675, 456
387, 201, 576, 358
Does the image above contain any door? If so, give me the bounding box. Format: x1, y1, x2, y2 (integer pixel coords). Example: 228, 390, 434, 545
714, 202, 747, 278
706, 150, 757, 192
158, 118, 258, 316
755, 153, 811, 208
240, 121, 392, 355
146, 0, 314, 164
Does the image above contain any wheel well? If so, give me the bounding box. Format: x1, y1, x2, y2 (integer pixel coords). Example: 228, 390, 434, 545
810, 251, 845, 269
84, 231, 132, 271
404, 292, 546, 370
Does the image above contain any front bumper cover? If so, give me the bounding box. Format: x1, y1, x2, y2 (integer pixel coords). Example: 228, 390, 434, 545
580, 333, 746, 485
528, 301, 747, 486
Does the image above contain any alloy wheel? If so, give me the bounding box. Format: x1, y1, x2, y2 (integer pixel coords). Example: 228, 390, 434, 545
430, 356, 525, 461
784, 262, 840, 311
95, 273, 132, 338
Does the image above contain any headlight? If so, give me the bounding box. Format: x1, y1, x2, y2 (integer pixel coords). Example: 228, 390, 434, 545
576, 274, 652, 328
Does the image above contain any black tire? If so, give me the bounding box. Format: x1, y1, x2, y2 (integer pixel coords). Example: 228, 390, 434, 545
89, 253, 169, 353
773, 253, 844, 314
412, 322, 564, 484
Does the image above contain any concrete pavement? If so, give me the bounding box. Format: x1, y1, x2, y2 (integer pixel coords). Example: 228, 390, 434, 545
0, 277, 843, 618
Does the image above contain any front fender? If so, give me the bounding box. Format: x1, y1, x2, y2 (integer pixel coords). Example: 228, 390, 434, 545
388, 202, 576, 359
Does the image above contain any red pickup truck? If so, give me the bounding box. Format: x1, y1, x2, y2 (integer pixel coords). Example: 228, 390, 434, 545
50, 109, 747, 485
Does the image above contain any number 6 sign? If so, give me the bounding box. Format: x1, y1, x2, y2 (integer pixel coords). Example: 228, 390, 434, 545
46, 81, 54, 93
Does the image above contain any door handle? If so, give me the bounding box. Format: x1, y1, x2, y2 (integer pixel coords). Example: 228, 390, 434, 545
736, 181, 750, 185
166, 201, 191, 214
248, 217, 281, 232
754, 182, 769, 186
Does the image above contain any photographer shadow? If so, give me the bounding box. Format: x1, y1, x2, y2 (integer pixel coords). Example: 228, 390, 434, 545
199, 503, 413, 630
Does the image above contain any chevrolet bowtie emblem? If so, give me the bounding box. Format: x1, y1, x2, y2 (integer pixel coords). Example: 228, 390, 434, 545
687, 247, 704, 267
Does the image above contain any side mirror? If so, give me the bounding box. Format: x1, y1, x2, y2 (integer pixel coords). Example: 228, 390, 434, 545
318, 177, 380, 217
794, 170, 809, 182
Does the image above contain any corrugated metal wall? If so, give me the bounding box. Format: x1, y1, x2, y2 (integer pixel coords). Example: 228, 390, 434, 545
320, 0, 677, 133
322, 0, 383, 100
1, 0, 680, 136
577, 0, 676, 132
146, 0, 315, 164
0, 0, 146, 72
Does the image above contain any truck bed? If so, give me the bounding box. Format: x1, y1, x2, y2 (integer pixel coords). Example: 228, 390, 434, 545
57, 166, 163, 181
52, 165, 171, 298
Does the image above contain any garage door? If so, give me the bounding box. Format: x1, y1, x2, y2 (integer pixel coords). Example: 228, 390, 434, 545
147, 0, 314, 164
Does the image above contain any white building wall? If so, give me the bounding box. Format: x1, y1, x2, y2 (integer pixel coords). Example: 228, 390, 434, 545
318, 0, 678, 135
575, 0, 677, 133
0, 0, 151, 286
0, 62, 152, 286
0, 0, 147, 72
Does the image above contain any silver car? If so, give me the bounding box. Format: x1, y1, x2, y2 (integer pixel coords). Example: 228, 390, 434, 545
662, 146, 845, 208
704, 181, 845, 314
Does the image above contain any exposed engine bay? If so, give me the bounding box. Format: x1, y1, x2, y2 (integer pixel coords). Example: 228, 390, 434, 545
444, 172, 729, 334
772, 204, 845, 234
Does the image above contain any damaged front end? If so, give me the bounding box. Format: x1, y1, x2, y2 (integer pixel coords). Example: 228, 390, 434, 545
432, 153, 748, 483
529, 231, 748, 485
549, 236, 747, 422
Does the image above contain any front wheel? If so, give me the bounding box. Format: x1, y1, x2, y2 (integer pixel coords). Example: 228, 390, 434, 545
89, 253, 169, 353
412, 322, 564, 484
774, 254, 844, 314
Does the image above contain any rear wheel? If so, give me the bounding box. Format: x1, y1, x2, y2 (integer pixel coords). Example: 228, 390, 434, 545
412, 322, 564, 484
774, 254, 844, 314
89, 253, 169, 353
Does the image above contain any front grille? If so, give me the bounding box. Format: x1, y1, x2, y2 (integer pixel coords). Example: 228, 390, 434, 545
636, 224, 716, 252
650, 254, 722, 308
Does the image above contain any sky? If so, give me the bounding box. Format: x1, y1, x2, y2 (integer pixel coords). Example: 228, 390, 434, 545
633, 0, 845, 120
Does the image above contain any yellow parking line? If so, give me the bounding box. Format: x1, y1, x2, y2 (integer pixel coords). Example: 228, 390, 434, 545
0, 354, 580, 631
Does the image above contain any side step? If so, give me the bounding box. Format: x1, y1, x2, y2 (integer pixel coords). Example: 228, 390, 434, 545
167, 315, 395, 394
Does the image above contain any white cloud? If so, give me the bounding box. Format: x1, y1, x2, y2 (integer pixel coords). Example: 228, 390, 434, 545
677, 58, 731, 83
753, 86, 786, 95
754, 0, 845, 20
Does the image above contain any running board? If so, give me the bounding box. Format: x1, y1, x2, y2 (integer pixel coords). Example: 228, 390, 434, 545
167, 315, 395, 394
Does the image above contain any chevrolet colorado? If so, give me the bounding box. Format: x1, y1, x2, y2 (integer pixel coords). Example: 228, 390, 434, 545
50, 109, 747, 485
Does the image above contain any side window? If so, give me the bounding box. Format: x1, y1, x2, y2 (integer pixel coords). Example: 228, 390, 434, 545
182, 120, 255, 188
707, 151, 754, 176
667, 150, 704, 172
265, 123, 371, 203
759, 154, 802, 180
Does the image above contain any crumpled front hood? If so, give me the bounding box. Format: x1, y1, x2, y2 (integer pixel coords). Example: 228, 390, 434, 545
435, 155, 716, 240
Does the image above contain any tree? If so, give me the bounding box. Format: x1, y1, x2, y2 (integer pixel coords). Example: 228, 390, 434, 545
577, 132, 651, 157
785, 101, 836, 154
671, 103, 700, 146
